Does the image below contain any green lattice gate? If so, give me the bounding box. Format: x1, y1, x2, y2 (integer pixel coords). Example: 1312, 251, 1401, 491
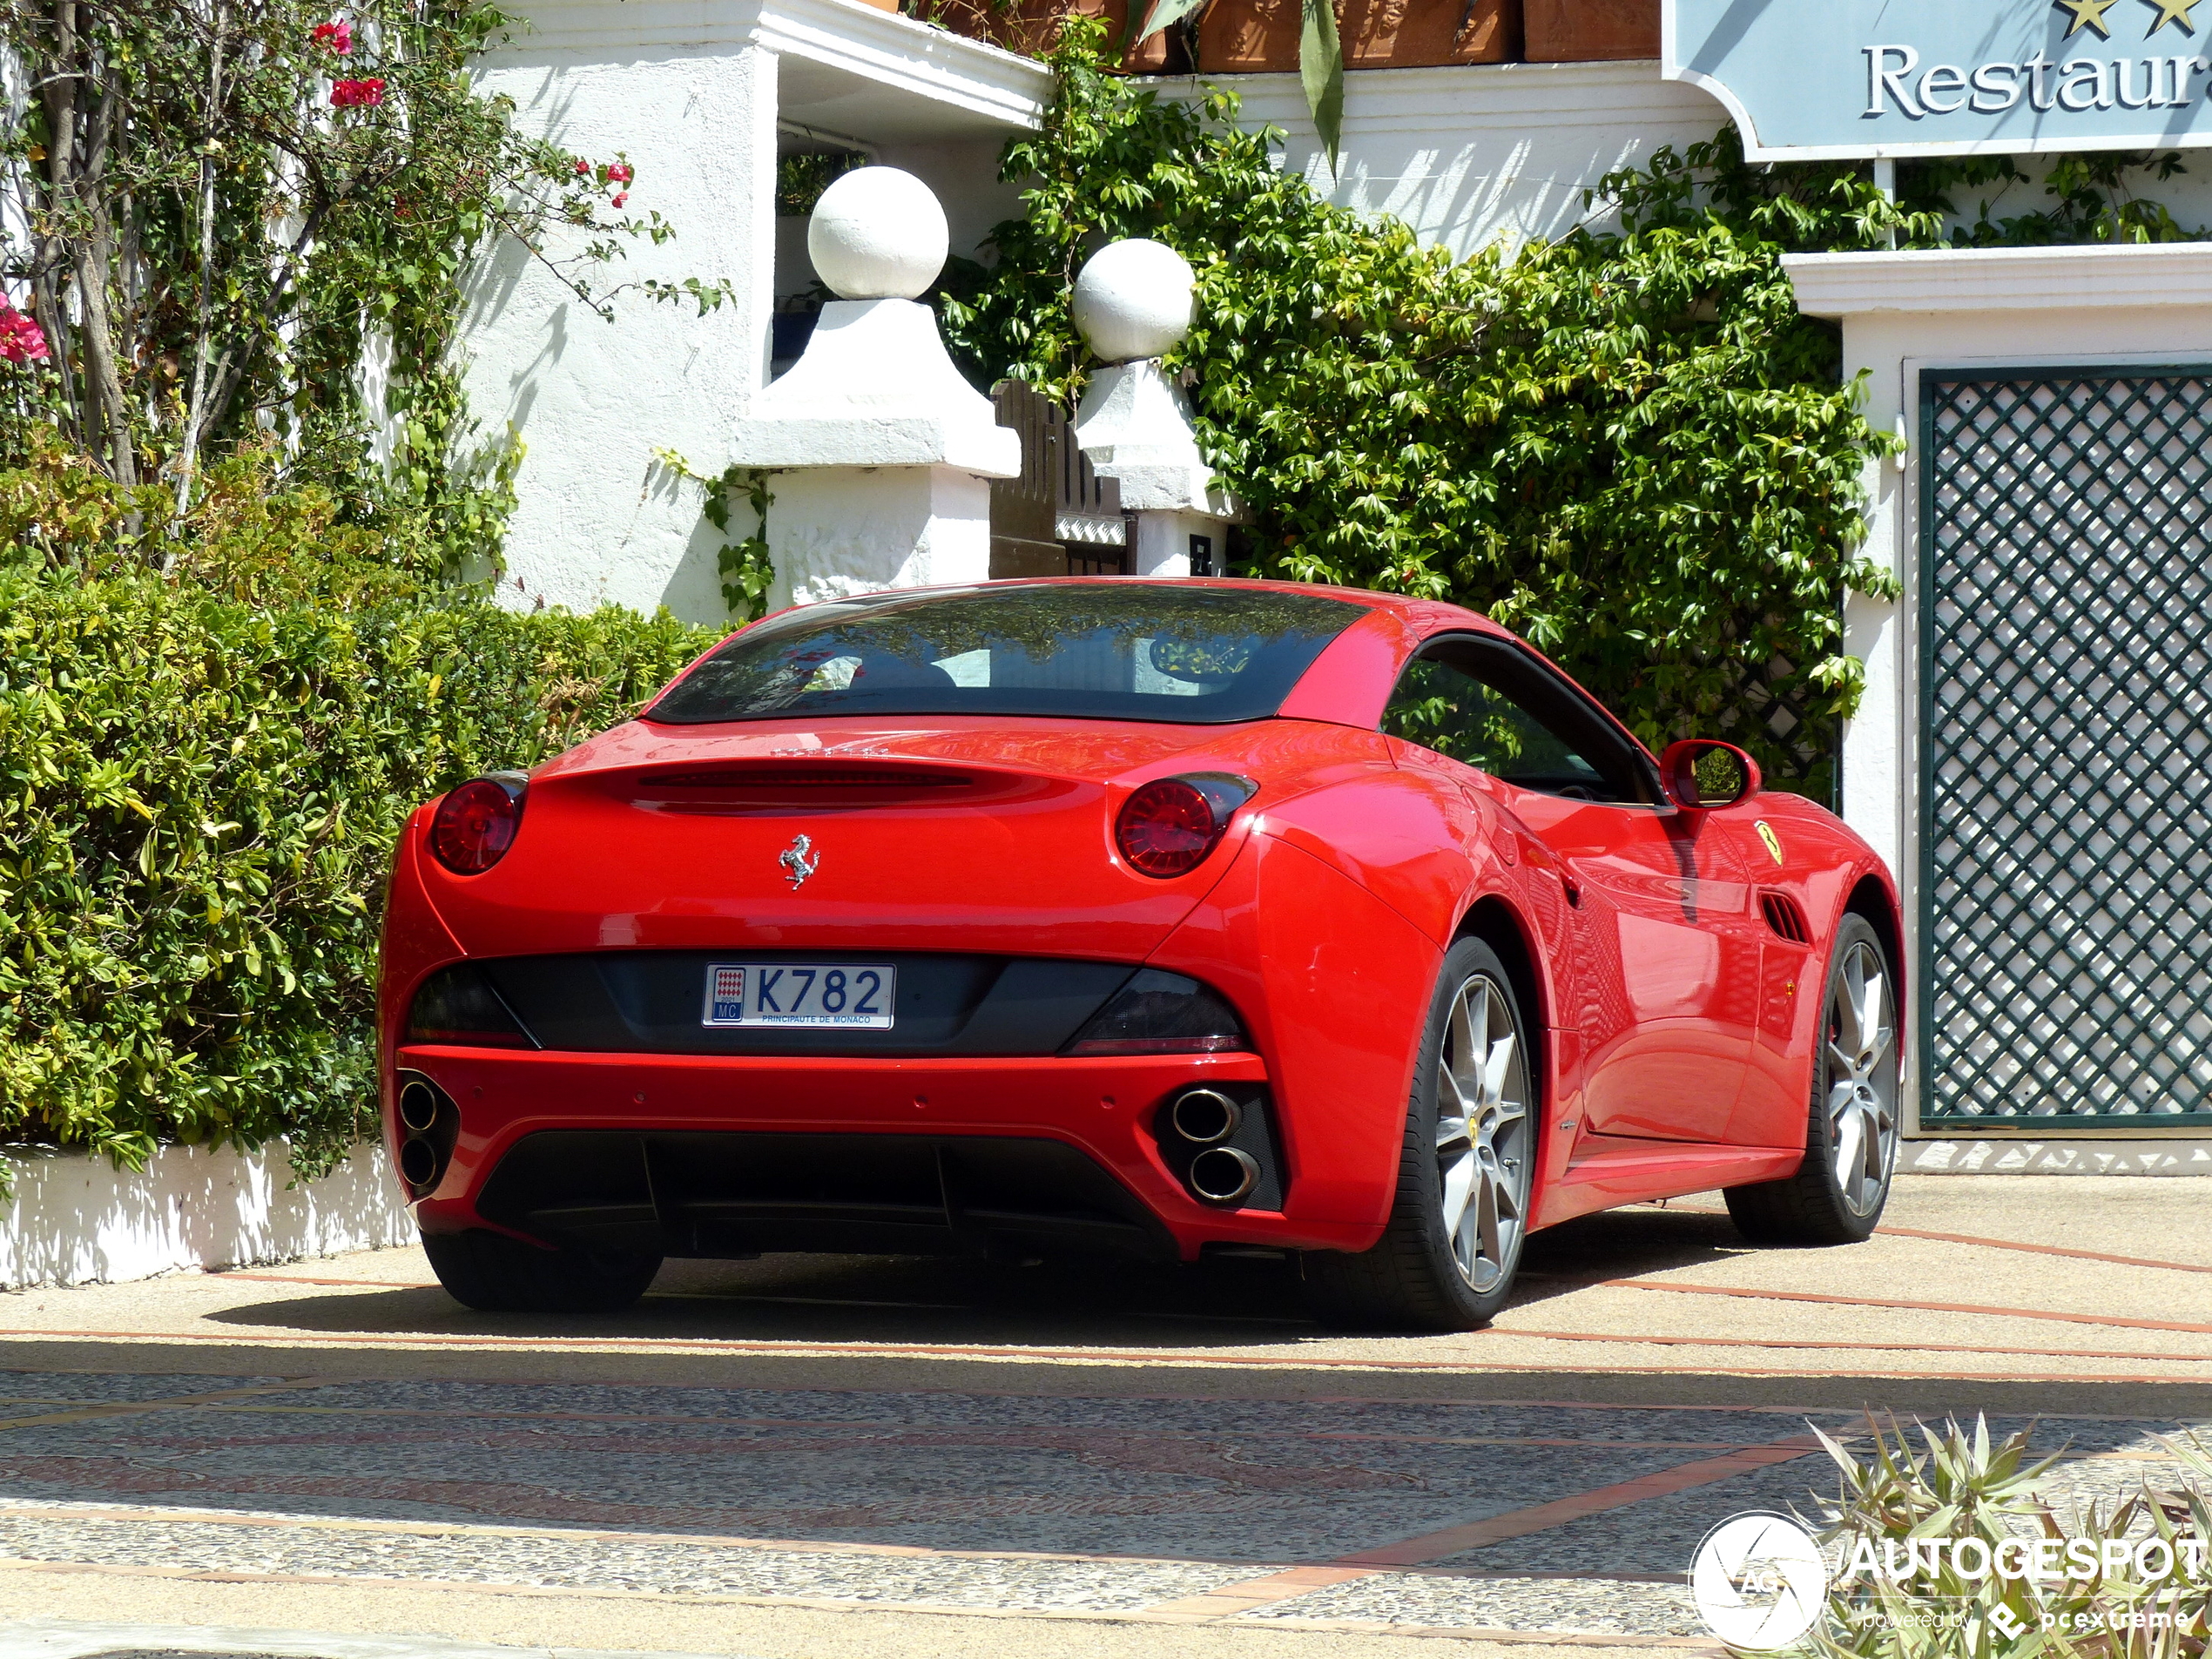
1919, 365, 2212, 1129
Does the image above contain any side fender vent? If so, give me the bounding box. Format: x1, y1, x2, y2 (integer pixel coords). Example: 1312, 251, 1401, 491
1759, 891, 1812, 945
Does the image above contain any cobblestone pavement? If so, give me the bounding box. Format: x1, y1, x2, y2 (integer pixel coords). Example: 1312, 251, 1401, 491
3, 1180, 2210, 1653
1, 1372, 2206, 1641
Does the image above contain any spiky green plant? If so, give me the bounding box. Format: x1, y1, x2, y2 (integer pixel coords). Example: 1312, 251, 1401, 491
1810, 1416, 2210, 1659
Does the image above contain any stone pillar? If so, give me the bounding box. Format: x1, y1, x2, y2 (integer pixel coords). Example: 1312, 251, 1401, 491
1069, 239, 1240, 576
730, 166, 1020, 608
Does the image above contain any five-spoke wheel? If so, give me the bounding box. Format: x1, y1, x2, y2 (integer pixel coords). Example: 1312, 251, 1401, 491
1726, 912, 1900, 1244
1824, 934, 1898, 1219
1305, 935, 1534, 1331
1433, 972, 1533, 1296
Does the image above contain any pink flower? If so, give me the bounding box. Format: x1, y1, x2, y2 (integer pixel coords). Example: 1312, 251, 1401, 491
311, 18, 353, 52
0, 300, 49, 364
573, 158, 589, 176
606, 162, 633, 185
329, 77, 385, 107
610, 192, 627, 209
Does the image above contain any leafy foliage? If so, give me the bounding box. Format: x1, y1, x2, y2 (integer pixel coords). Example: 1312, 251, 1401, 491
653, 451, 776, 622
0, 0, 700, 578
0, 455, 711, 1177
776, 149, 867, 218
942, 25, 2211, 793
1905, 150, 2209, 248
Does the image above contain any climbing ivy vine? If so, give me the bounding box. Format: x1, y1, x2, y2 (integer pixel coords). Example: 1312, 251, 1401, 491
942, 19, 2210, 795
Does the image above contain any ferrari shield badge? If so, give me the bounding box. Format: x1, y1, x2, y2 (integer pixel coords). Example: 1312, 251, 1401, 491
779, 833, 819, 888
1755, 820, 1784, 867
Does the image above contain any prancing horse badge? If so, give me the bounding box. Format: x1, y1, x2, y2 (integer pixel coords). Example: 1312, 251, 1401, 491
779, 833, 819, 888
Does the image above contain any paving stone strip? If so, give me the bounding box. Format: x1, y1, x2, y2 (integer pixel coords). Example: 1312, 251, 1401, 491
0, 1619, 750, 1659
0, 1510, 1709, 1638
1610, 1279, 2212, 1337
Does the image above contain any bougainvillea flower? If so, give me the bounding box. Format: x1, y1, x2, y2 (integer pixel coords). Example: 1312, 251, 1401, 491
607, 162, 634, 184
610, 192, 627, 209
330, 77, 386, 107
311, 19, 353, 52
0, 300, 50, 364
574, 158, 590, 175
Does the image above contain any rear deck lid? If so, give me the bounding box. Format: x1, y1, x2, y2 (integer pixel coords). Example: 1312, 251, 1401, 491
421, 583, 1375, 961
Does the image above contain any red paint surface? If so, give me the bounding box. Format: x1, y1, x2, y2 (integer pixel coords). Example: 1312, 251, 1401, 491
379, 580, 1898, 1264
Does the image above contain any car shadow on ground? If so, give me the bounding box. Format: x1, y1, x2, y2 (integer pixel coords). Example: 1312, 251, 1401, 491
203, 1202, 1762, 1346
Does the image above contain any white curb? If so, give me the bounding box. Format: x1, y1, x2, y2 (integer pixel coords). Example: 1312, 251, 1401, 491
0, 1142, 414, 1291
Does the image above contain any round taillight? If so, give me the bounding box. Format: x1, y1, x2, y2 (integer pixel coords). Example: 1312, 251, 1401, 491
1116, 779, 1224, 879
428, 777, 524, 875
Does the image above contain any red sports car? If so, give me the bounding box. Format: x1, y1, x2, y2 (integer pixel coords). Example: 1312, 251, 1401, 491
380, 579, 1902, 1331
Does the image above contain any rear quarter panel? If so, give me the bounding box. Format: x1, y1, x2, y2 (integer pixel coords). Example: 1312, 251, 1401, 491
1148, 828, 1440, 1233
1152, 758, 1564, 1240
377, 806, 463, 1178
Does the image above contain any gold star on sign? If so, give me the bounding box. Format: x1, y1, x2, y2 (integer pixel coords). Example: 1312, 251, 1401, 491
2054, 0, 2120, 32
2146, 0, 2202, 31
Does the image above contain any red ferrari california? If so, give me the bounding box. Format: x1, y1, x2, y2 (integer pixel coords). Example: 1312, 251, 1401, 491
380, 579, 1902, 1331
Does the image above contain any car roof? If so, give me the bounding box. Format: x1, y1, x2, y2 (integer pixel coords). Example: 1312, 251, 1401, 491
969, 576, 1507, 638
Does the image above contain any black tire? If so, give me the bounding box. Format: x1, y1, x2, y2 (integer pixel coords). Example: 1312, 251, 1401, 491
1305, 937, 1537, 1332
421, 1228, 662, 1314
1725, 913, 1900, 1246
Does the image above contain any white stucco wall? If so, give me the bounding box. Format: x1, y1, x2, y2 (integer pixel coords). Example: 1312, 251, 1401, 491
462, 45, 777, 624
1166, 61, 1729, 260
0, 1142, 414, 1291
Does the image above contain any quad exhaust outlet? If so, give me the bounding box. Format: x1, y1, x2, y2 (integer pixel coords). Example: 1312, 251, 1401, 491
398, 1136, 442, 1187
1169, 1088, 1240, 1145
395, 1071, 459, 1197
399, 1081, 441, 1134
1157, 1085, 1278, 1209
1187, 1145, 1260, 1204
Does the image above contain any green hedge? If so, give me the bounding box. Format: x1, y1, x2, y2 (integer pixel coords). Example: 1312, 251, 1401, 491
0, 544, 710, 1179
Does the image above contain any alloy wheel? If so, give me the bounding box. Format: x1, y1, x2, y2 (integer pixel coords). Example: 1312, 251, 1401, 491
1434, 974, 1532, 1293
1824, 939, 1898, 1217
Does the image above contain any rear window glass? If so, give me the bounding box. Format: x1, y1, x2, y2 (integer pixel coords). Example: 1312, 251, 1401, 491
646, 583, 1367, 726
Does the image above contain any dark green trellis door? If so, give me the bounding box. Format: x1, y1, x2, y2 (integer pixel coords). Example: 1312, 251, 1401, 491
1920, 365, 2212, 1129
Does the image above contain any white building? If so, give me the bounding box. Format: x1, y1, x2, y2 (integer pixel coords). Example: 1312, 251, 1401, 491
461, 0, 2212, 1172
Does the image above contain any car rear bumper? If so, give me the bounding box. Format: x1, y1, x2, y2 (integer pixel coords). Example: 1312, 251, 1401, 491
393, 1045, 1384, 1260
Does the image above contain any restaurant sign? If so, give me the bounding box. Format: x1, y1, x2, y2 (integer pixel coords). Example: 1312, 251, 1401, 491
1664, 1, 2212, 160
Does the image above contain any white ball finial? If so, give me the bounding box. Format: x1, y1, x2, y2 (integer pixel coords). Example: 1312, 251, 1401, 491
808, 166, 949, 300
1072, 239, 1195, 363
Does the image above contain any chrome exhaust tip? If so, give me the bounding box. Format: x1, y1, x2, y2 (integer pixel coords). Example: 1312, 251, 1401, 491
1188, 1146, 1259, 1204
398, 1081, 441, 1135
1170, 1087, 1240, 1146
398, 1137, 441, 1188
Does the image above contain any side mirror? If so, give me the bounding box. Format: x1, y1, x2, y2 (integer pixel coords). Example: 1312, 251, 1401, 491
1658, 739, 1762, 812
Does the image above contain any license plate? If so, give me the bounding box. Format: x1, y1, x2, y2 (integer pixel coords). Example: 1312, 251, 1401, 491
701, 962, 897, 1029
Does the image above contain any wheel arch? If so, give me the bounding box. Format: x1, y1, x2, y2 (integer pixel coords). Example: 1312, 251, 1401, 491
1452, 896, 1549, 1151
1453, 895, 1546, 1031
1844, 869, 1905, 1010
